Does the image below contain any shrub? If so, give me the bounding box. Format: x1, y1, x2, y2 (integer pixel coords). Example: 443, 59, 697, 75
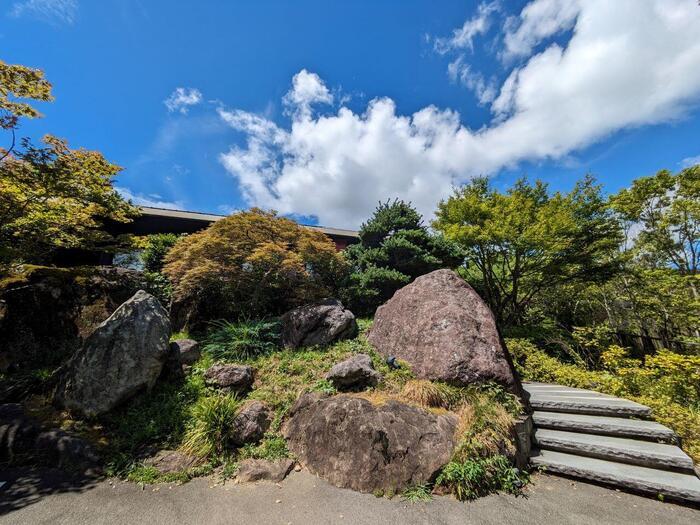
203, 319, 280, 361
141, 233, 180, 273
436, 455, 528, 501
342, 200, 462, 316
181, 394, 242, 458
162, 209, 348, 329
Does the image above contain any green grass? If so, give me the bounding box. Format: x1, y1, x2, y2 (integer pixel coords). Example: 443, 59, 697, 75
181, 394, 243, 458
436, 455, 528, 501
401, 484, 433, 502
202, 319, 280, 361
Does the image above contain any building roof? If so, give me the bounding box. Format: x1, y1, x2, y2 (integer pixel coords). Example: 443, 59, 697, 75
138, 206, 359, 239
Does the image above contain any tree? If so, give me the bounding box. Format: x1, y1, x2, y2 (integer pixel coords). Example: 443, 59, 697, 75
433, 176, 622, 327
0, 59, 53, 161
342, 199, 463, 315
163, 209, 348, 330
612, 165, 699, 276
0, 136, 137, 264
611, 165, 700, 340
0, 59, 137, 265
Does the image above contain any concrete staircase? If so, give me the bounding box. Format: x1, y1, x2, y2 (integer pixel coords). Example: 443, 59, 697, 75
524, 382, 700, 504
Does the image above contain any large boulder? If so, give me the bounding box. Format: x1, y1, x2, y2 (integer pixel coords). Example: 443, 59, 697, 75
326, 354, 382, 391
204, 364, 254, 395
54, 290, 171, 417
283, 393, 457, 493
0, 266, 147, 379
368, 269, 525, 399
280, 299, 358, 348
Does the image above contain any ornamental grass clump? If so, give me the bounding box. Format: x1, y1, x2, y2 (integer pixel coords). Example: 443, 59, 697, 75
401, 379, 455, 409
203, 319, 280, 361
181, 394, 242, 458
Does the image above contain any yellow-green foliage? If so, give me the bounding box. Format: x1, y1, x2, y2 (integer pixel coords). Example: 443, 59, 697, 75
509, 338, 700, 462
162, 209, 348, 323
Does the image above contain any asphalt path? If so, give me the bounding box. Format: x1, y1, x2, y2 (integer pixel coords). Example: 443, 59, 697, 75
1, 467, 699, 525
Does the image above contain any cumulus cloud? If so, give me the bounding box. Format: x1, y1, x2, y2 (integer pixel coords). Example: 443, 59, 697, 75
9, 0, 77, 25
220, 0, 700, 228
117, 187, 184, 210
164, 87, 203, 114
282, 69, 334, 118
434, 1, 500, 54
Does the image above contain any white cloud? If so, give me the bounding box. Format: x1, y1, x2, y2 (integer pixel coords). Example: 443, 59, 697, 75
9, 0, 77, 25
681, 155, 700, 168
434, 1, 500, 54
282, 69, 333, 119
164, 87, 203, 114
117, 187, 184, 210
447, 56, 497, 105
502, 0, 580, 60
219, 0, 700, 229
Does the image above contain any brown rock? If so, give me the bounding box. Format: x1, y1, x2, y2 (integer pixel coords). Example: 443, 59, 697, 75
283, 393, 457, 493
144, 449, 200, 474
230, 401, 272, 447
325, 354, 382, 391
368, 269, 525, 399
280, 299, 358, 349
204, 364, 254, 394
236, 458, 295, 483
170, 339, 200, 366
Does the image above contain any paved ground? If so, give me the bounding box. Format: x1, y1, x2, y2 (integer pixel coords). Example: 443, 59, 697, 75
1, 467, 699, 525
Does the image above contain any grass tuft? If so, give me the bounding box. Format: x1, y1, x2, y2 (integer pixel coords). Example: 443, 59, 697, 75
203, 319, 280, 361
401, 484, 433, 502
181, 394, 242, 458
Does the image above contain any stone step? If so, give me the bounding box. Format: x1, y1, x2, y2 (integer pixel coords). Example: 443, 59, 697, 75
532, 411, 678, 443
528, 395, 652, 418
530, 449, 700, 504
534, 428, 694, 473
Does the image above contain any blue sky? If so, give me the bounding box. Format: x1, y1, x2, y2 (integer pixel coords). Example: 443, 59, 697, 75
3, 0, 700, 228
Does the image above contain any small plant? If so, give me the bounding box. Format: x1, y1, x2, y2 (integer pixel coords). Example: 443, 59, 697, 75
203, 319, 280, 361
401, 484, 433, 503
401, 379, 454, 409
181, 394, 242, 458
436, 455, 527, 501
238, 434, 290, 461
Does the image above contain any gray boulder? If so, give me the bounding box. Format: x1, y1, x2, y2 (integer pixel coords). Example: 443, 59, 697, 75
280, 299, 358, 349
54, 290, 171, 418
204, 364, 254, 394
368, 269, 526, 399
326, 354, 382, 391
283, 393, 457, 493
230, 401, 272, 447
236, 458, 295, 483
170, 339, 201, 366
